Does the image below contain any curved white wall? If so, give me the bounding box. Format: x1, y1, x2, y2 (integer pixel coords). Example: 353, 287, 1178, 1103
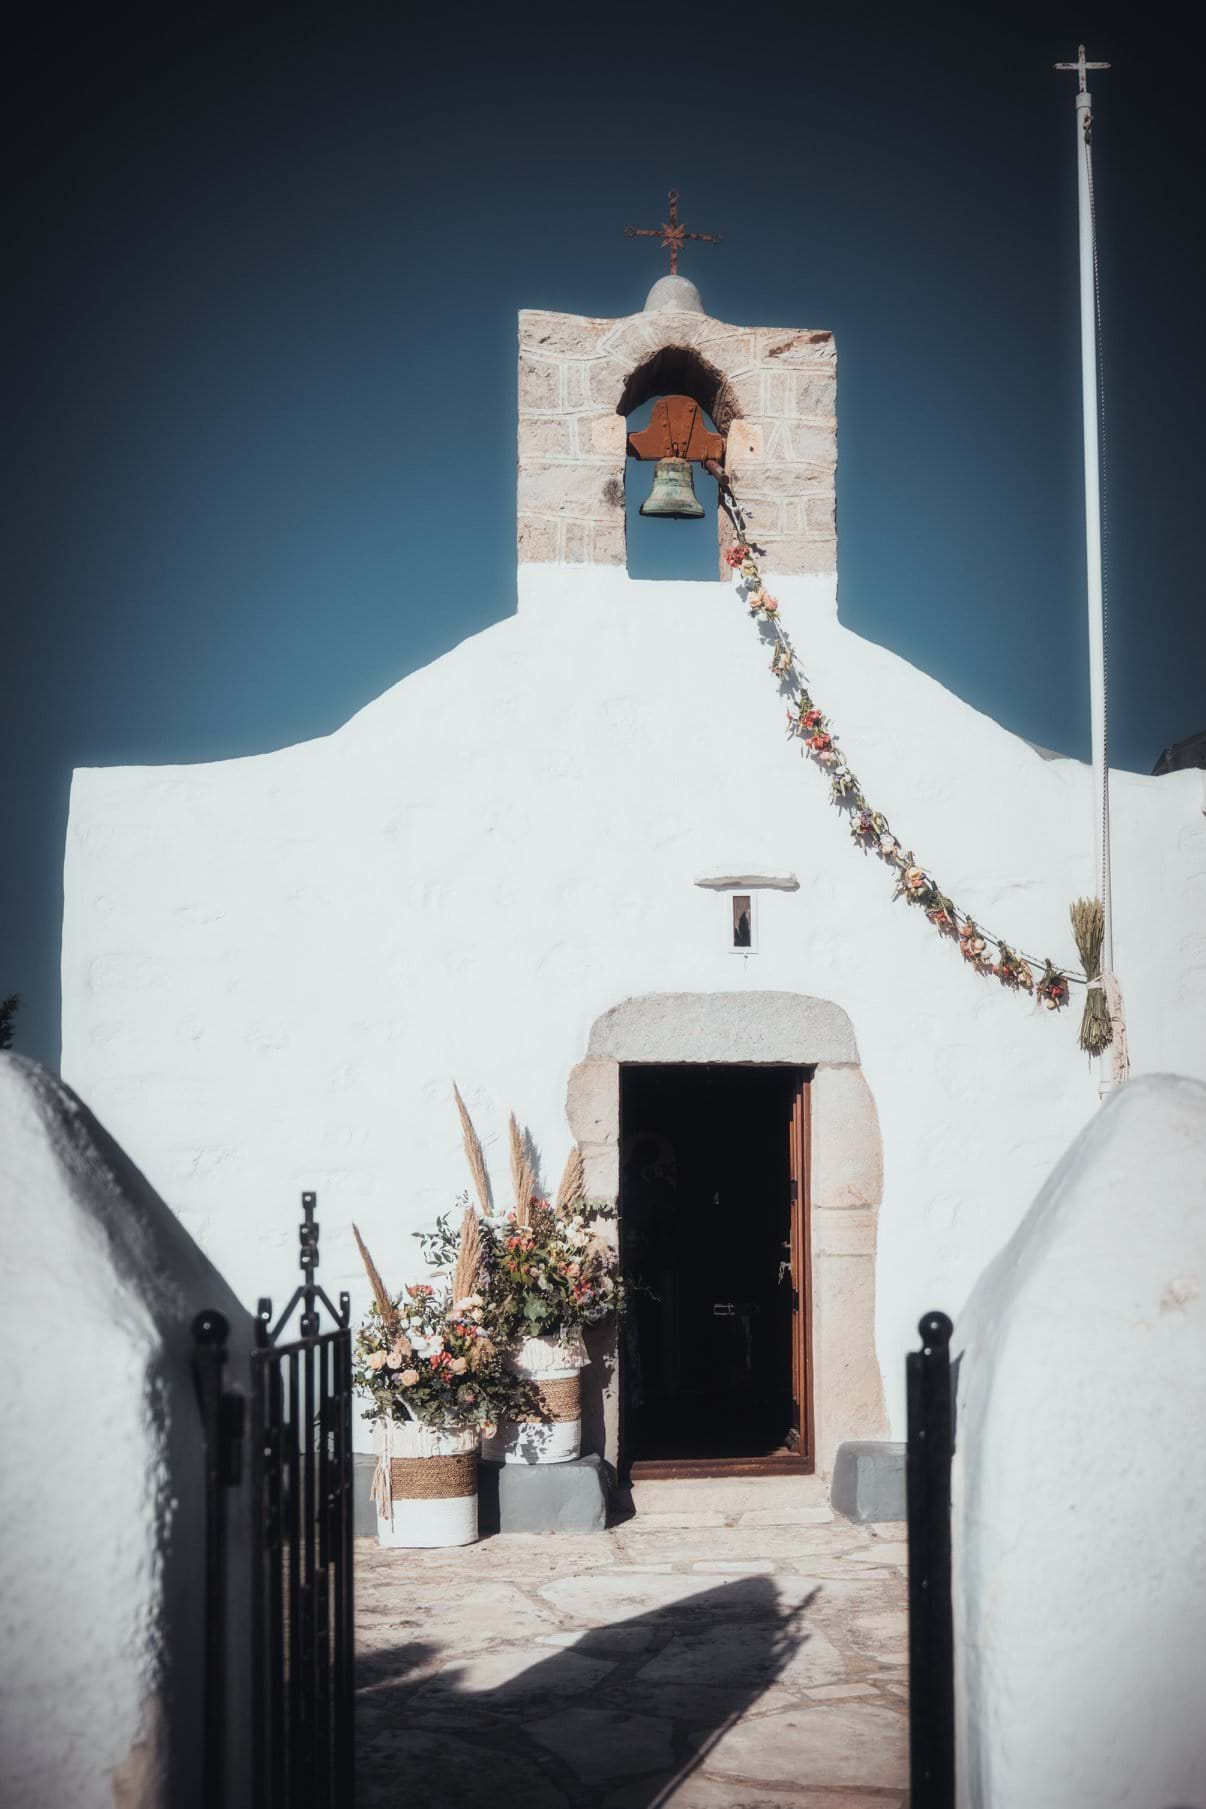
0, 1055, 255, 1809
952, 1073, 1206, 1808
60, 565, 1206, 1455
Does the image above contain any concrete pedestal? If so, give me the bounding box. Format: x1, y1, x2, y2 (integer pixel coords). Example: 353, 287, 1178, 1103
354, 1451, 611, 1537
479, 1454, 610, 1535
831, 1440, 906, 1523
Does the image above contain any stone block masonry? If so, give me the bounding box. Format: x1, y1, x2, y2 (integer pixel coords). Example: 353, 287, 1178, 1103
517, 307, 837, 578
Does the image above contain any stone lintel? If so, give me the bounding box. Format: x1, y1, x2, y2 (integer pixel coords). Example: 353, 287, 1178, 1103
586, 992, 859, 1067
693, 871, 800, 892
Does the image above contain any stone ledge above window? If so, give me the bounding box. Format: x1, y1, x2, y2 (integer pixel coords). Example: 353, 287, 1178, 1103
693, 870, 800, 891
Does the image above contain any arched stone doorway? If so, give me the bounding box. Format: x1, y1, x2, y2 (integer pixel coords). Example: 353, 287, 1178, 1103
566, 991, 887, 1479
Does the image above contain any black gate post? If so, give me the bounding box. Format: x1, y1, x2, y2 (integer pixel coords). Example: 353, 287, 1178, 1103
252, 1192, 355, 1809
906, 1309, 955, 1809
193, 1309, 246, 1809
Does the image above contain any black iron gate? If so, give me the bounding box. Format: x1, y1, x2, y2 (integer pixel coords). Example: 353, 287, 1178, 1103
195, 1191, 355, 1809
906, 1309, 955, 1809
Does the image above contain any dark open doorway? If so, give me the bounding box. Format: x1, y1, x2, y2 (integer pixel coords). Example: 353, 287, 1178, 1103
620, 1064, 812, 1476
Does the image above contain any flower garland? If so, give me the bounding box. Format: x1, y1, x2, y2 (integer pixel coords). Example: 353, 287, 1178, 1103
720, 530, 1074, 1011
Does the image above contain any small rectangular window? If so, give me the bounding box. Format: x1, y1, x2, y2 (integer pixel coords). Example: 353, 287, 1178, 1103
732, 895, 753, 949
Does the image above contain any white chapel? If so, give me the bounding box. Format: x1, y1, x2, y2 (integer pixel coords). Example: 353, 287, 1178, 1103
59, 266, 1206, 1481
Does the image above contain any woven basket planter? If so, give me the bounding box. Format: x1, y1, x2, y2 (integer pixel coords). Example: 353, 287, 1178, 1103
372, 1420, 479, 1548
482, 1331, 589, 1466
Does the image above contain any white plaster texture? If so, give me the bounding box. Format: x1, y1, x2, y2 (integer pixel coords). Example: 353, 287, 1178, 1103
951, 1074, 1206, 1809
0, 1055, 255, 1809
60, 308, 1206, 1474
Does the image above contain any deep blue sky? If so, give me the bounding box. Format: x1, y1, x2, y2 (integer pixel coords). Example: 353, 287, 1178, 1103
6, 5, 1202, 1069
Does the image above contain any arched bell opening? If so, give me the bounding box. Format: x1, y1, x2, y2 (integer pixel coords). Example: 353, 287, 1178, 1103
619, 344, 741, 581
618, 344, 737, 431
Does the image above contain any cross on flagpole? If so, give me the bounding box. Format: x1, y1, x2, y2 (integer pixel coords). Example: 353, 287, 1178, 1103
1055, 44, 1110, 93
625, 189, 721, 277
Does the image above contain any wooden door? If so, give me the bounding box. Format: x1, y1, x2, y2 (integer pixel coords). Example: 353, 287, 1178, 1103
788, 1067, 815, 1469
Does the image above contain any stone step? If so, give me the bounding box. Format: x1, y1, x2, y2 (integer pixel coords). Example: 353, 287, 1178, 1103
627, 1471, 832, 1522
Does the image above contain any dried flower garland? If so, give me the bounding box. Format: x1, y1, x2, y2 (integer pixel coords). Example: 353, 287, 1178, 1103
721, 531, 1075, 1010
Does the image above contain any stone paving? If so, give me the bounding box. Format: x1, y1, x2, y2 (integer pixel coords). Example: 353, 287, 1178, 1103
355, 1482, 909, 1808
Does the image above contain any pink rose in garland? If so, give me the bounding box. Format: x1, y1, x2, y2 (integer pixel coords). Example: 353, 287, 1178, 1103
1037, 962, 1069, 1010
959, 921, 990, 965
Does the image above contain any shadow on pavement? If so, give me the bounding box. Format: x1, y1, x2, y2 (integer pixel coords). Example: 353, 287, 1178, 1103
356, 1574, 822, 1808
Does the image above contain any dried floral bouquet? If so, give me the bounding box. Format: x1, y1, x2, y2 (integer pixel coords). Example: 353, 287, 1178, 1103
351, 1215, 534, 1435
416, 1091, 629, 1347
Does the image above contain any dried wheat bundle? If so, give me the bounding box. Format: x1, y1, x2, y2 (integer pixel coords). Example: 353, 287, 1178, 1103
352, 1223, 399, 1331
452, 1081, 493, 1214
452, 1205, 482, 1303
554, 1144, 585, 1218
1070, 897, 1113, 1055
510, 1112, 536, 1225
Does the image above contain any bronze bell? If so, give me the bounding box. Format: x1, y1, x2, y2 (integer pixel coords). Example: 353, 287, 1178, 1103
640, 456, 705, 519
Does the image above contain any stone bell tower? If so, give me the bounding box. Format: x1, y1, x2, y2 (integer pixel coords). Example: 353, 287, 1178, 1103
516, 267, 838, 579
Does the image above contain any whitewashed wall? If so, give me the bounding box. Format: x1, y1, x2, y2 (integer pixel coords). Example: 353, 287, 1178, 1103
61, 561, 1206, 1457
0, 1055, 255, 1809
951, 1073, 1206, 1808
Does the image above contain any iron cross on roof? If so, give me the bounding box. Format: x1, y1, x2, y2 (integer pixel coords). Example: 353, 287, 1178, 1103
1055, 45, 1110, 91
625, 189, 721, 276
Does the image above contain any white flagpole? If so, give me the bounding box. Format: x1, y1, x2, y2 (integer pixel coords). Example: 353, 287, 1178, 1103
1056, 44, 1117, 1086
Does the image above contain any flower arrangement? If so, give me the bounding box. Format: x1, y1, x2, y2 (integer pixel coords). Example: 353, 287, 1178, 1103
417, 1114, 627, 1347
352, 1089, 627, 1439
422, 1197, 621, 1345
351, 1215, 533, 1434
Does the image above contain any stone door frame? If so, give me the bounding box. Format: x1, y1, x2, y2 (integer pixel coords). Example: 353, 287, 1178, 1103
566, 991, 888, 1478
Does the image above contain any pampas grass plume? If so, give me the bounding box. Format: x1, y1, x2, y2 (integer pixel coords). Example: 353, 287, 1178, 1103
452, 1206, 482, 1303
510, 1113, 536, 1226
452, 1081, 493, 1215
555, 1145, 585, 1218
353, 1223, 399, 1330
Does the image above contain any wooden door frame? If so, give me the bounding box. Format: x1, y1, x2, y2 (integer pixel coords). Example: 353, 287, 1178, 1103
622, 1062, 815, 1481
789, 1063, 816, 1473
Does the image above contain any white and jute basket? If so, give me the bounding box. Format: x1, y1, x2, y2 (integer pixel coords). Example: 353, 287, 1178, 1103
371, 1419, 480, 1548
482, 1331, 589, 1466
